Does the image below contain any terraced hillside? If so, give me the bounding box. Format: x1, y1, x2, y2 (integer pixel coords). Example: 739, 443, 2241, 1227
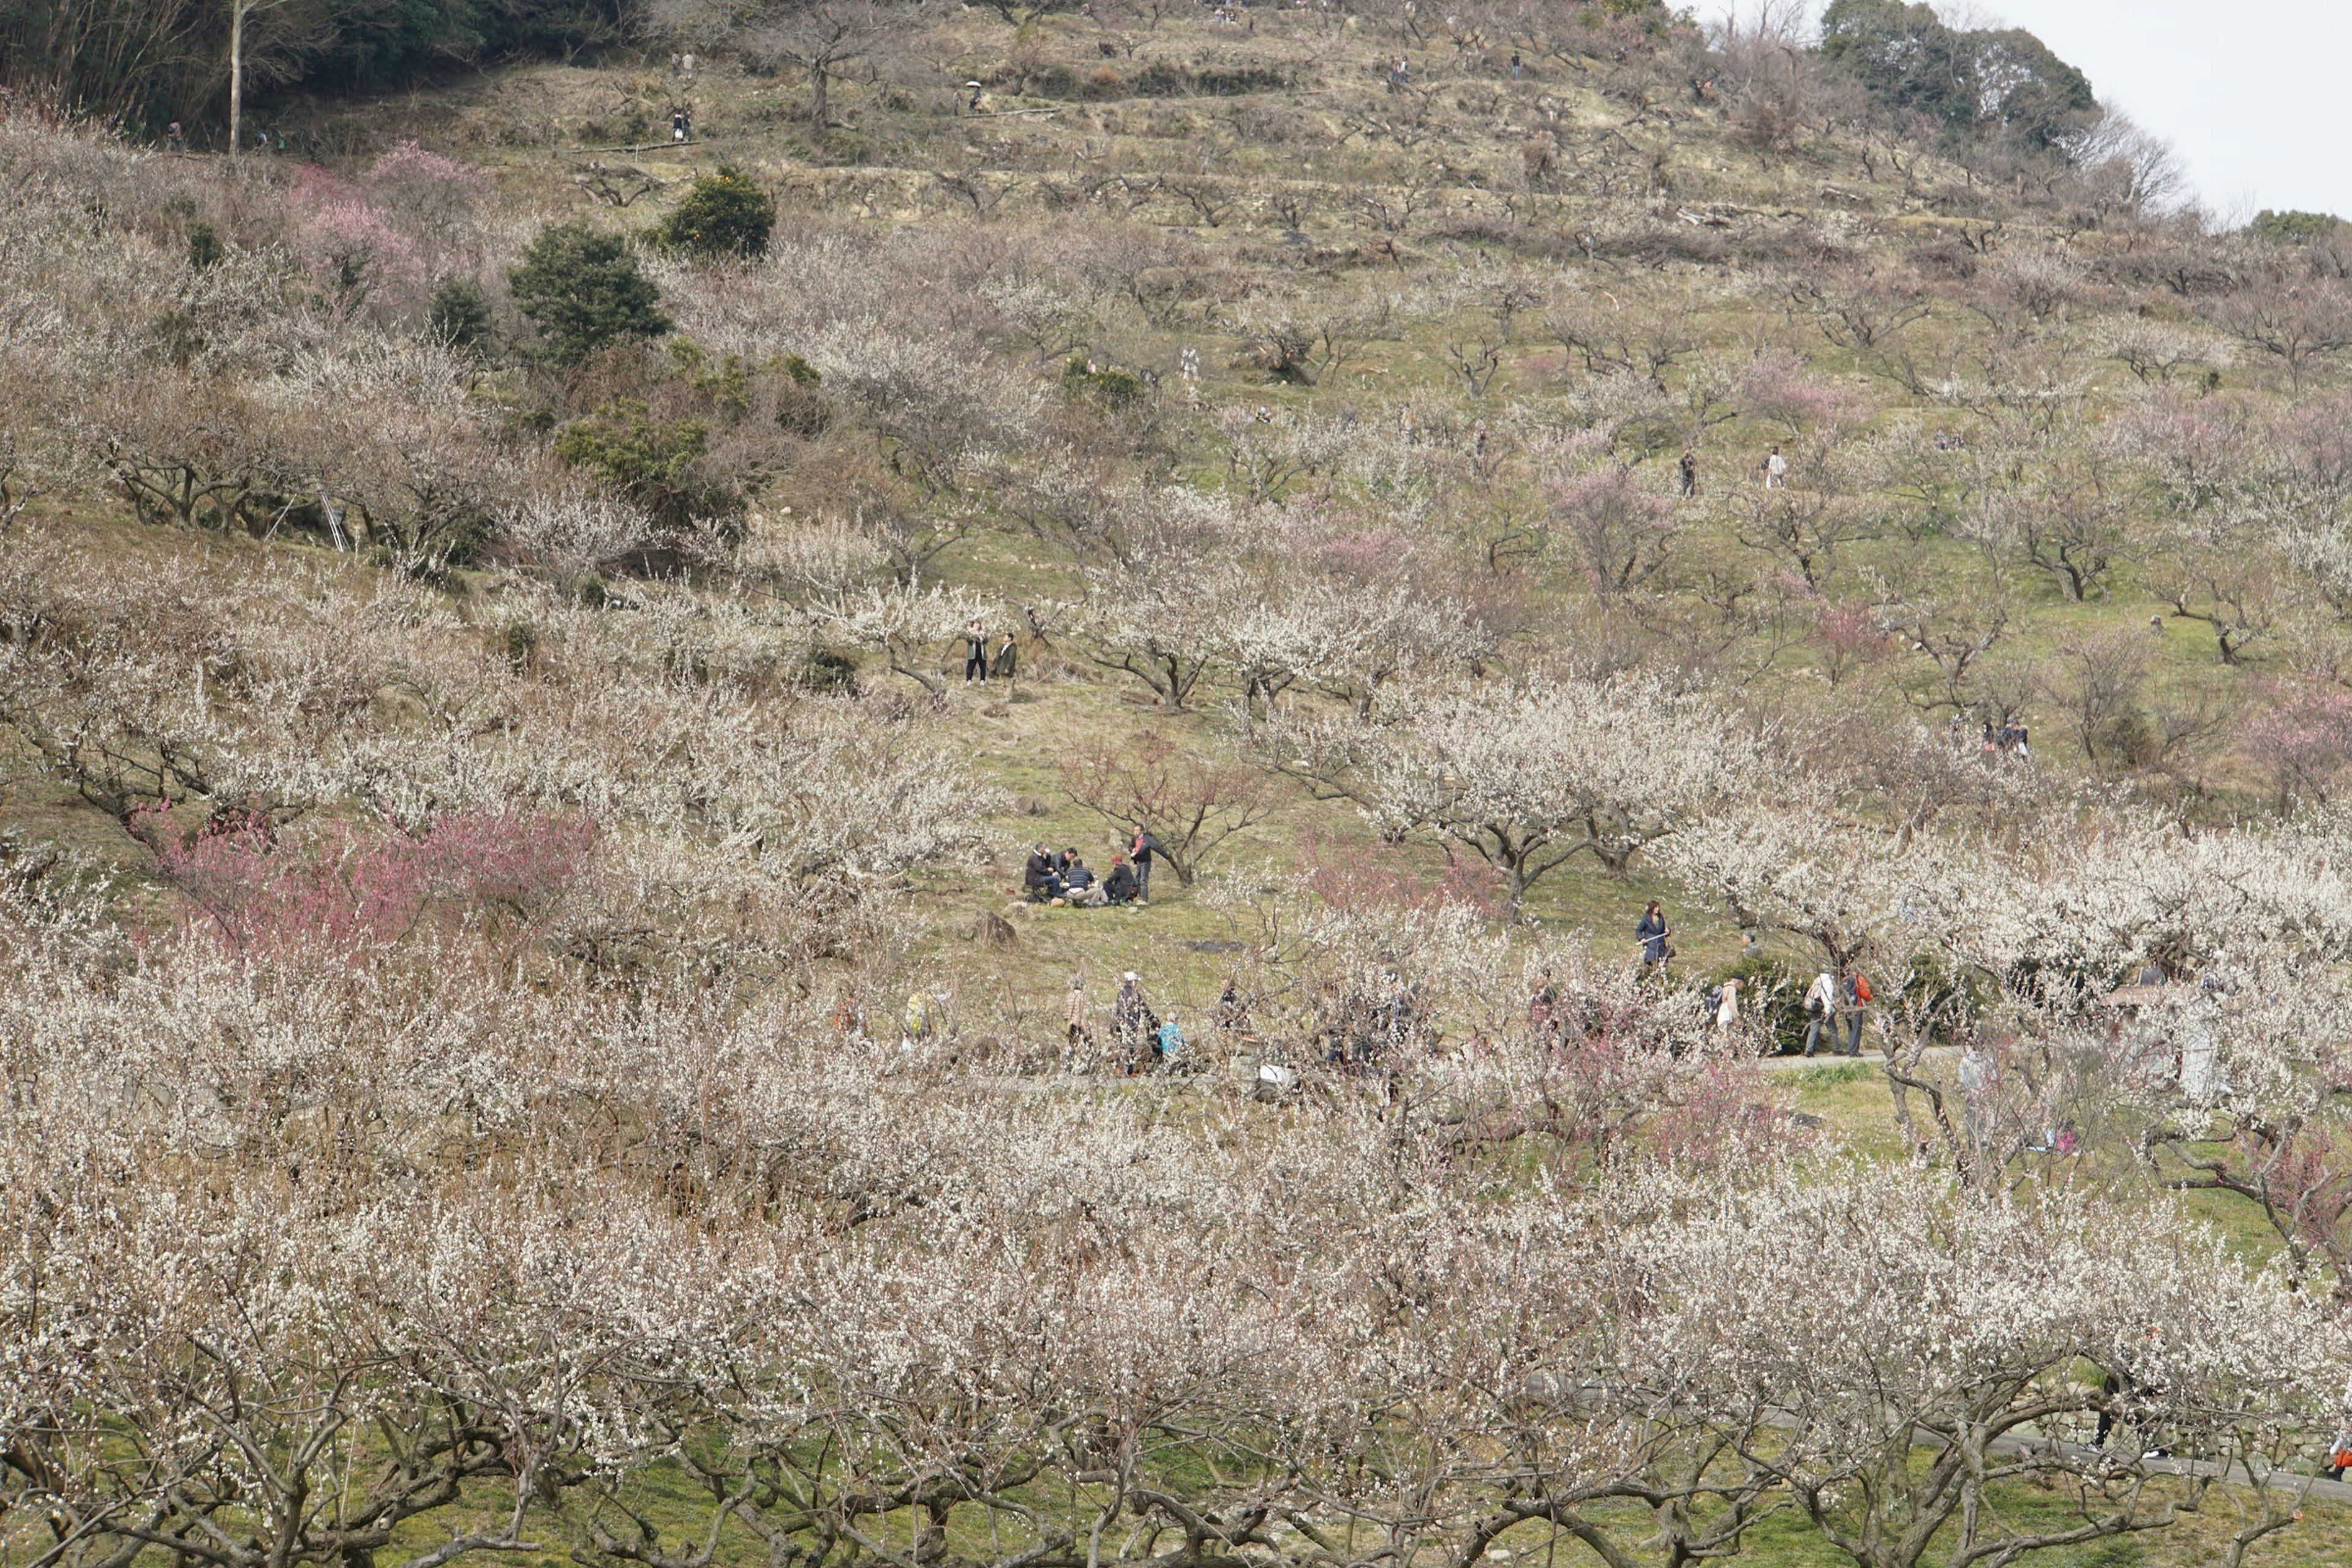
13, 4, 2352, 1567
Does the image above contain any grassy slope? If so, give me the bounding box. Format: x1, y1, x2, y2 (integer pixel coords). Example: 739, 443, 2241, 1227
10, 18, 2343, 1562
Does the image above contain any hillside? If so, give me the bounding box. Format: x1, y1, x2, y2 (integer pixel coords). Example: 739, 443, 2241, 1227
13, 4, 2352, 1567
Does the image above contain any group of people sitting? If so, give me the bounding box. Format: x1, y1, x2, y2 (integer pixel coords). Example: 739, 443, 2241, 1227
1025, 843, 1138, 906
1025, 828, 1166, 907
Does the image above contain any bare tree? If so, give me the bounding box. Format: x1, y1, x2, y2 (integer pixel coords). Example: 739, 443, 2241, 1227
1061, 732, 1279, 885
742, 0, 908, 134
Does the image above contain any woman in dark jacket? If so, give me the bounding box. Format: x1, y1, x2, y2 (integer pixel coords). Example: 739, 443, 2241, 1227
1635, 902, 1670, 968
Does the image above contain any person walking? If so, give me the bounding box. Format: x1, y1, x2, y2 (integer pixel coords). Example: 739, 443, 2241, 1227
1713, 975, 1741, 1033
1761, 445, 1789, 489
165, 120, 185, 154
1129, 826, 1166, 905
1677, 447, 1697, 498
962, 619, 989, 685
671, 108, 690, 143
1635, 902, 1670, 970
1801, 968, 1838, 1056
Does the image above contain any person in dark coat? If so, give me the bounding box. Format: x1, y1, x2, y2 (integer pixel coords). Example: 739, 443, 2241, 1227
1635, 901, 1670, 968
1129, 827, 1167, 903
989, 632, 1017, 680
1102, 856, 1140, 905
962, 620, 989, 684
1023, 843, 1058, 902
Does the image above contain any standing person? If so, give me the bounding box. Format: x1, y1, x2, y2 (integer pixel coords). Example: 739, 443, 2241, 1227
989, 630, 1017, 682
1529, 968, 1559, 1041
1678, 447, 1697, 497
1215, 977, 1248, 1036
1635, 902, 1670, 970
1801, 968, 1837, 1057
1713, 975, 1741, 1033
1112, 972, 1145, 1070
671, 108, 690, 143
1761, 445, 1788, 489
1129, 826, 1166, 905
1842, 970, 1872, 1056
962, 620, 989, 685
1959, 1037, 1995, 1152
1063, 974, 1091, 1057
2328, 1419, 2352, 1482
1509, 51, 1521, 80
165, 120, 185, 154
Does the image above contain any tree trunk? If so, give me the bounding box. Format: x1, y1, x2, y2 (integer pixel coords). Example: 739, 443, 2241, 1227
810, 62, 829, 132
229, 1, 246, 156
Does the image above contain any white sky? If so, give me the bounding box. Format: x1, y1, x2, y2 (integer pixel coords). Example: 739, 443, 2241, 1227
1722, 2, 2352, 221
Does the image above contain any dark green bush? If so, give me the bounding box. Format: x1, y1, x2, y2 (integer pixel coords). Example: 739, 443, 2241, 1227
427, 278, 494, 352
186, 220, 221, 271
2248, 209, 2350, 245
1062, 356, 1145, 410
554, 399, 714, 524
507, 223, 669, 364
804, 647, 859, 691
1191, 66, 1286, 96
1129, 62, 1189, 96
658, 164, 775, 259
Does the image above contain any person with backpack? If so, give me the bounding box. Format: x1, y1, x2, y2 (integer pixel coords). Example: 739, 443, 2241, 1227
1129, 826, 1166, 904
1842, 970, 1872, 1055
1801, 968, 1838, 1056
